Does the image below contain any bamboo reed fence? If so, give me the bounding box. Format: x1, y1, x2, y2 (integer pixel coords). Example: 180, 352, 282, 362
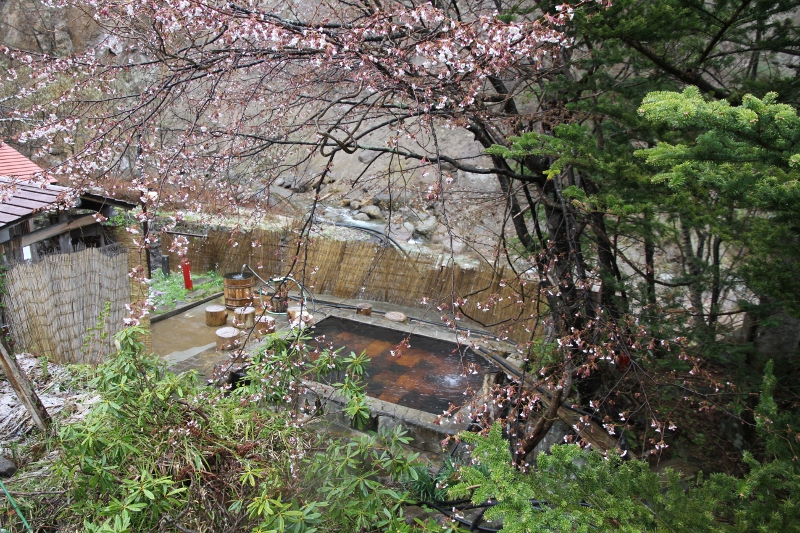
2, 245, 130, 364
166, 228, 543, 344
108, 227, 151, 353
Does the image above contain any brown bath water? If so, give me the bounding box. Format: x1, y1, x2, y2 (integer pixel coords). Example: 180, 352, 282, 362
311, 316, 497, 415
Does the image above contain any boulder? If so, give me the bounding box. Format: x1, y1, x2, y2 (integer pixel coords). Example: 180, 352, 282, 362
414, 216, 439, 237
755, 312, 800, 356
371, 193, 389, 209
105, 35, 124, 56
339, 198, 351, 207
352, 212, 370, 222
361, 205, 384, 219
440, 160, 458, 172
431, 228, 446, 243
350, 200, 362, 210
306, 175, 324, 190
373, 191, 410, 210
388, 224, 412, 241
719, 418, 747, 450
358, 150, 382, 164
402, 506, 436, 526
54, 20, 74, 55
528, 419, 571, 459
291, 177, 308, 193
273, 177, 285, 187
0, 457, 17, 478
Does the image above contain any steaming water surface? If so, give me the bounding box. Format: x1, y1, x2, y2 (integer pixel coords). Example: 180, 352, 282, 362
311, 316, 497, 415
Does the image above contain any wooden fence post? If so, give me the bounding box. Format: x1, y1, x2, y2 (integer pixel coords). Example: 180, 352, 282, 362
0, 342, 50, 432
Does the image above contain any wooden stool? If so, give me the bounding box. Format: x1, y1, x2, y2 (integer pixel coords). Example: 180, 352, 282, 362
205, 304, 228, 327
215, 327, 241, 350
356, 303, 372, 316
384, 311, 407, 323
234, 306, 256, 329
255, 315, 276, 336
286, 306, 304, 322
287, 306, 313, 326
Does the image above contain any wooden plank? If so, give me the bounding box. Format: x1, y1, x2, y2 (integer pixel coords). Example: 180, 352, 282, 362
20, 214, 97, 247
78, 192, 137, 210
0, 342, 51, 431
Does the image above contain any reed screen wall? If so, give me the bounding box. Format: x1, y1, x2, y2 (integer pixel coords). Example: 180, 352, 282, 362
166, 229, 542, 344
3, 246, 130, 364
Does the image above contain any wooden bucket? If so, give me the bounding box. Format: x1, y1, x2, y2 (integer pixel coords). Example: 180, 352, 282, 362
223, 272, 255, 309
259, 286, 288, 313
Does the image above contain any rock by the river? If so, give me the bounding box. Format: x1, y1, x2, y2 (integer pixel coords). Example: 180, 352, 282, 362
361, 205, 384, 219
415, 216, 439, 237
358, 150, 382, 164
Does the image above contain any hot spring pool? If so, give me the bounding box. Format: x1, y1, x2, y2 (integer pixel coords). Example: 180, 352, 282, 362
311, 316, 498, 415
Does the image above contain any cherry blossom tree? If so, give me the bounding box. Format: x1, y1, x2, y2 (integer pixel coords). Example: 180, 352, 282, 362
3, 0, 647, 457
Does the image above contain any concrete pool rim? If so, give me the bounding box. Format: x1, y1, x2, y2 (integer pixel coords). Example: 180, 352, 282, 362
296, 309, 520, 452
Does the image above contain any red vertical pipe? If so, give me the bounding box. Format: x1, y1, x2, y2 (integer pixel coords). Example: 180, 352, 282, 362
181, 258, 193, 291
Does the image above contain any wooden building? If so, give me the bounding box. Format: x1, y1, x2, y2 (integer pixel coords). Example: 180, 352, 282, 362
0, 142, 136, 261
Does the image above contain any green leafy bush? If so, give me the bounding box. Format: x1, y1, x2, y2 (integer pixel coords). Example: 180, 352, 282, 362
0, 327, 451, 533
448, 363, 800, 532
50, 326, 304, 532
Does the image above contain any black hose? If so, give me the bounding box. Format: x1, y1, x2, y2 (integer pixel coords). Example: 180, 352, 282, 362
329, 222, 410, 256
418, 498, 591, 532
418, 500, 502, 533
244, 265, 316, 314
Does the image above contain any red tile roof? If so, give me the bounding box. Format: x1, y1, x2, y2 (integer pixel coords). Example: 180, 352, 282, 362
0, 142, 45, 180
0, 142, 136, 230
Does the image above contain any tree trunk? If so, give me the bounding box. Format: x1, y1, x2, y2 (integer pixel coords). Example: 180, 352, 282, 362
644, 214, 657, 308
708, 235, 723, 328
216, 327, 241, 351
590, 211, 627, 317
681, 222, 706, 328
515, 368, 573, 465
234, 306, 256, 329
494, 159, 534, 253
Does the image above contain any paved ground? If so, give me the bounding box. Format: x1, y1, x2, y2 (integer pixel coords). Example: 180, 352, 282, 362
151, 293, 513, 382
150, 293, 516, 459
152, 295, 223, 360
